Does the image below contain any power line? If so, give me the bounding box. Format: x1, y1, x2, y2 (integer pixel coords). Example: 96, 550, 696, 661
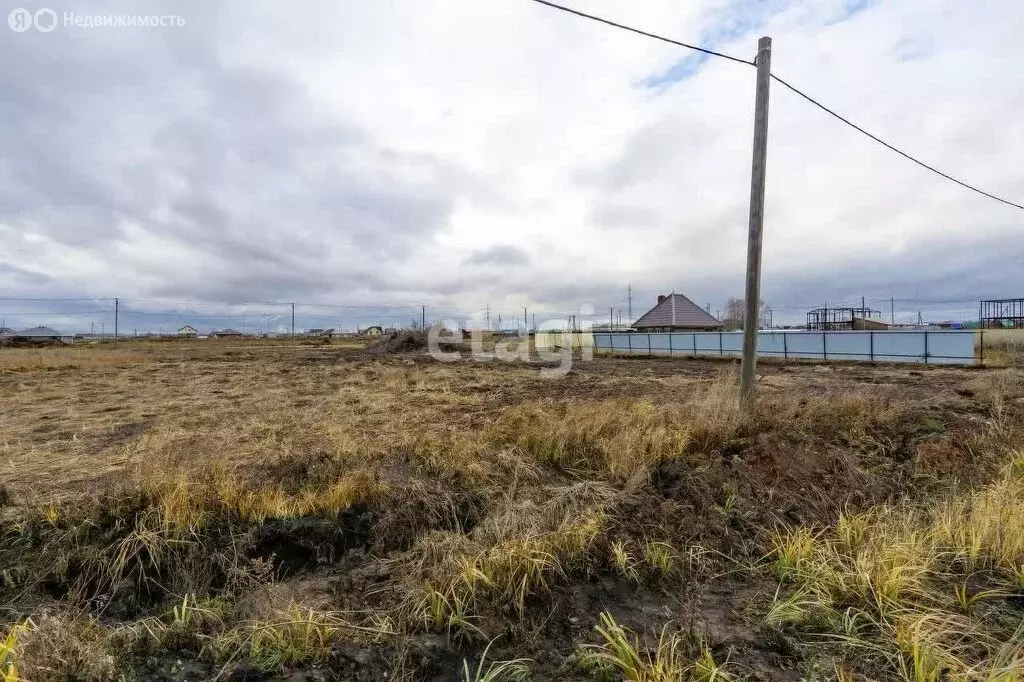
526, 0, 754, 66
120, 310, 284, 319
769, 74, 1024, 212
0, 310, 110, 316
120, 298, 430, 311
0, 296, 112, 302
525, 1, 1024, 212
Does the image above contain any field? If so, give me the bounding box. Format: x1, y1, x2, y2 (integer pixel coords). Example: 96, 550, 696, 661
1, 340, 1022, 681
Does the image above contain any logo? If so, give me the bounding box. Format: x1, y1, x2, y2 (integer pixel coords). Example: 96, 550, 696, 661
34, 8, 56, 31
8, 7, 31, 31
8, 7, 57, 31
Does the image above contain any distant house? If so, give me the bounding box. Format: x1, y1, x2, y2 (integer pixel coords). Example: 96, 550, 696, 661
633, 294, 723, 332
177, 325, 198, 338
211, 328, 244, 338
362, 325, 383, 336
14, 326, 70, 343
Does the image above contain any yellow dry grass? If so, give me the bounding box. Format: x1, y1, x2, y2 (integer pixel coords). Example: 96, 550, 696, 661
2, 340, 1023, 680
492, 372, 745, 480
0, 347, 154, 370
581, 611, 733, 682
768, 453, 1024, 681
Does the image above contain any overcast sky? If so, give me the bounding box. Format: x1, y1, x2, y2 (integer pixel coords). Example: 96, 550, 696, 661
2, 0, 1022, 331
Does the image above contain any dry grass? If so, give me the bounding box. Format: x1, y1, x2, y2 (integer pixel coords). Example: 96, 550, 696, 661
398, 497, 607, 633
0, 346, 155, 370
768, 453, 1024, 680
492, 372, 746, 480
981, 333, 1024, 367
580, 612, 733, 682
1, 340, 1023, 679
3, 612, 131, 681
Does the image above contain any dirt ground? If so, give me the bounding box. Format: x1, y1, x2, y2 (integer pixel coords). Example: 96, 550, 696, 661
0, 341, 1022, 680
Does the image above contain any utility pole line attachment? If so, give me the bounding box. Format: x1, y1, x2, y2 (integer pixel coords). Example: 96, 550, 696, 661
740, 35, 772, 406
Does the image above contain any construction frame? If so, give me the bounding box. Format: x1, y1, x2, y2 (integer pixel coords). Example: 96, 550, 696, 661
805, 306, 882, 331
979, 298, 1024, 329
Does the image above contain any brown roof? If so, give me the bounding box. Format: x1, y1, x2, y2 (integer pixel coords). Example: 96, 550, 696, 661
633, 294, 722, 329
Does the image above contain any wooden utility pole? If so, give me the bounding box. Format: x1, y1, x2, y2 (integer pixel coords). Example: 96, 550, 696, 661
291, 303, 295, 338
740, 36, 772, 406
114, 297, 119, 341
421, 305, 426, 330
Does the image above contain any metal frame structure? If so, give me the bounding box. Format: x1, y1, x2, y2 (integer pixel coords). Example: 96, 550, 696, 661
979, 298, 1024, 329
805, 306, 881, 331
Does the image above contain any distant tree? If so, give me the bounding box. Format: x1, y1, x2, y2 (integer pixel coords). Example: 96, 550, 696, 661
724, 297, 766, 329
725, 297, 745, 323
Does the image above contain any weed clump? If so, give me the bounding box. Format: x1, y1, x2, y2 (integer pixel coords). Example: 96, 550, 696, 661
493, 375, 746, 480
767, 454, 1024, 680
580, 612, 733, 682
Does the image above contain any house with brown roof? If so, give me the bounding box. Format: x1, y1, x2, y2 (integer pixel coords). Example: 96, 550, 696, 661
633, 294, 722, 332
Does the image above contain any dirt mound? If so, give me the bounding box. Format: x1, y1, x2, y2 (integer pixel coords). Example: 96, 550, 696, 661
366, 330, 461, 355
366, 330, 429, 355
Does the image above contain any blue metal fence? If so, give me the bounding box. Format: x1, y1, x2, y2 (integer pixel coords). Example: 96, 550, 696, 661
591, 330, 978, 365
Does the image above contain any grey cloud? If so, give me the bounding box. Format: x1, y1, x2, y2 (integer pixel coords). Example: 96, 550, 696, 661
0, 262, 53, 287
463, 245, 531, 267
575, 118, 721, 192
0, 2, 469, 304
575, 123, 681, 191
1, 0, 1020, 329
590, 203, 662, 228
436, 229, 1024, 326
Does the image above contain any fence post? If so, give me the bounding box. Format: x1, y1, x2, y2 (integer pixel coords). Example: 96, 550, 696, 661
870, 331, 874, 362
693, 333, 697, 358
979, 329, 984, 365
669, 333, 673, 356
783, 332, 788, 361
627, 333, 632, 355
648, 333, 652, 355
924, 330, 929, 364
719, 332, 723, 356
822, 331, 827, 361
